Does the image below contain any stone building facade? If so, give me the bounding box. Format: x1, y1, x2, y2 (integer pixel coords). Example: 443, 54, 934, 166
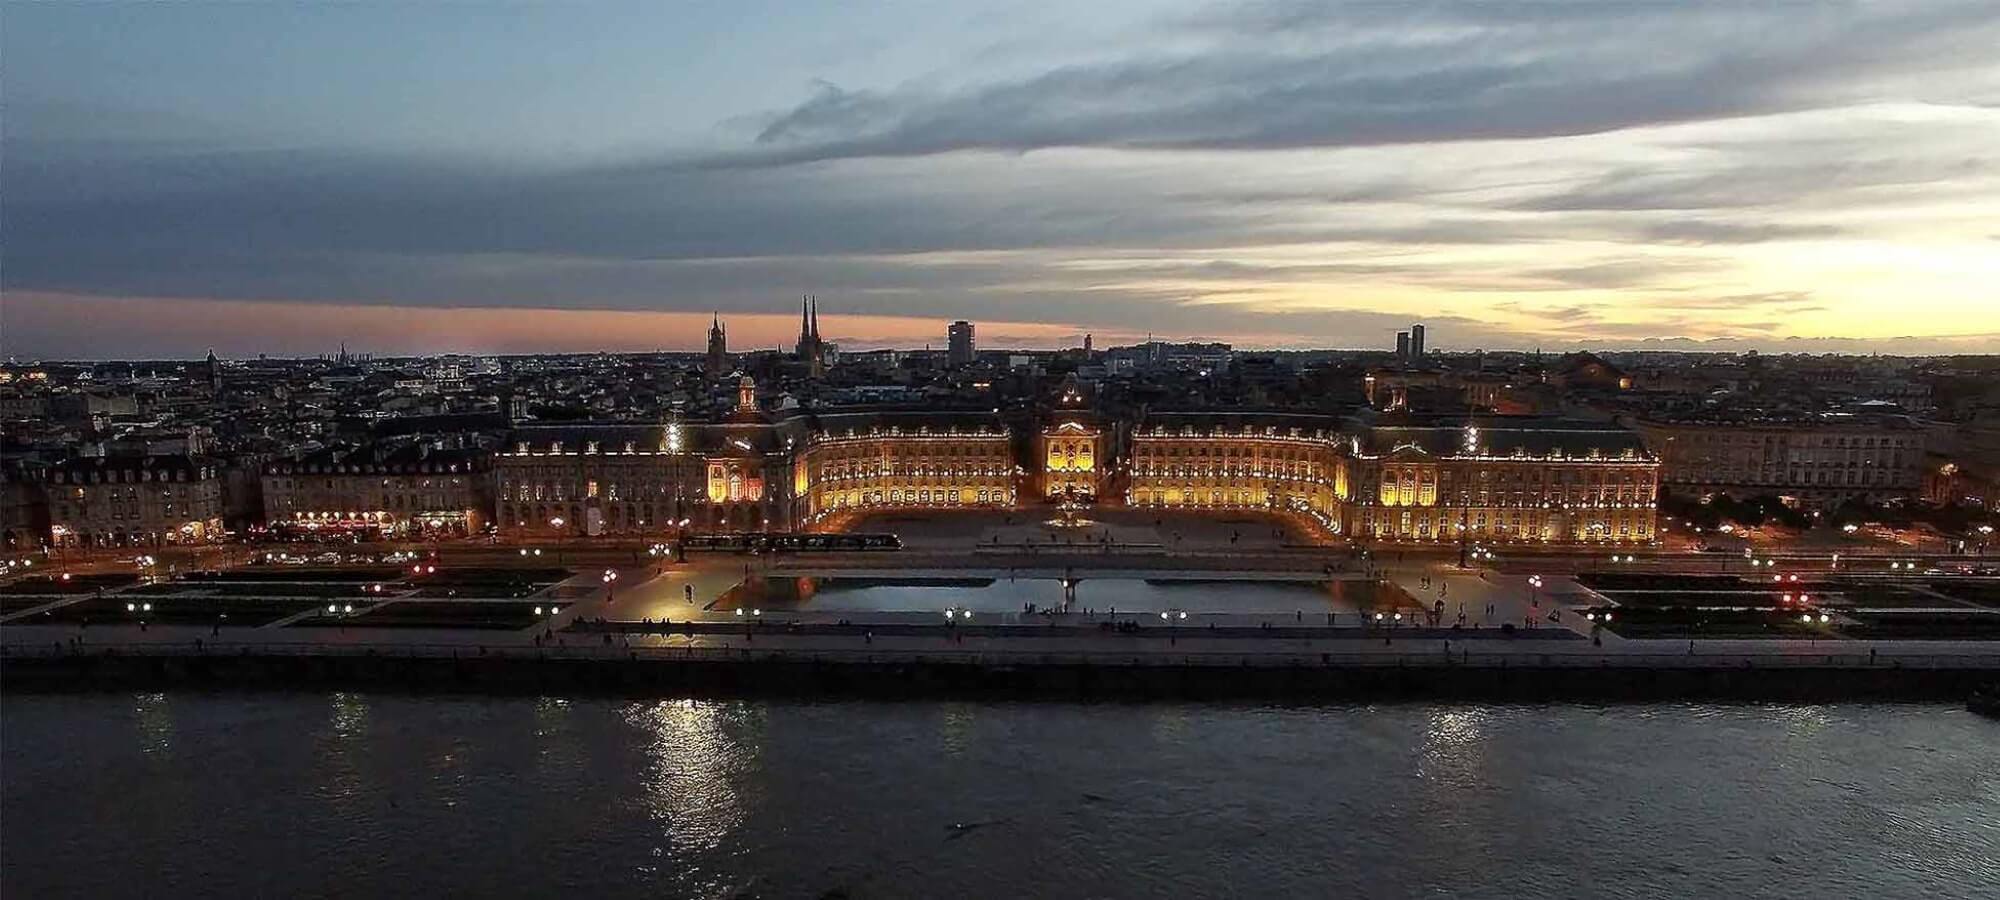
262, 445, 490, 539
1126, 414, 1347, 533
794, 411, 1015, 526
45, 455, 225, 547
1634, 414, 1924, 508
1345, 424, 1658, 544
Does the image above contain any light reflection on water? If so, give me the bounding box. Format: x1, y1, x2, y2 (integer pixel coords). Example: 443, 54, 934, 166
939, 703, 975, 758
5, 696, 1996, 899
314, 692, 372, 814
623, 699, 757, 859
131, 692, 173, 757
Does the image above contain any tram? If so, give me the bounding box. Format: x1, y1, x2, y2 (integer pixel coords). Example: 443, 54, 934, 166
680, 532, 903, 553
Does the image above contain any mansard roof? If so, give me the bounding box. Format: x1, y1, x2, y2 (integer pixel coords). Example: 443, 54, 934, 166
48, 454, 218, 483
501, 421, 790, 456
1139, 410, 1345, 437
265, 444, 489, 475
1356, 421, 1649, 460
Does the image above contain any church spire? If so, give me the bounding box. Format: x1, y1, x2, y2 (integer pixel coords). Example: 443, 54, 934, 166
810, 295, 820, 340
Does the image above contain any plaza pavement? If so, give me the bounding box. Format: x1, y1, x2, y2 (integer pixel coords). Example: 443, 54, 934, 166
6, 509, 1997, 671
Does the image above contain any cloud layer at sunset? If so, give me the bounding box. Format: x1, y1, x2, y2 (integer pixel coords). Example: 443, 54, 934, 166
4, 1, 1998, 358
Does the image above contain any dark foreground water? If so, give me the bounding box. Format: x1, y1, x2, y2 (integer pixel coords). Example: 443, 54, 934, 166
4, 695, 1995, 899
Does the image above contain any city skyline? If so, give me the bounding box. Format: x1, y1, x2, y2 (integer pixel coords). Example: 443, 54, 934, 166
6, 6, 1999, 896
6, 1, 2000, 358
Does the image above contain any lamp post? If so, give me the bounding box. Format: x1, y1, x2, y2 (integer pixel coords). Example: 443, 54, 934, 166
1456, 501, 1471, 569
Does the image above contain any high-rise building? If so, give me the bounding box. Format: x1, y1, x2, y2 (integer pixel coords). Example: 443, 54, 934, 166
947, 320, 976, 367
1396, 331, 1411, 361
1410, 323, 1426, 359
704, 313, 729, 378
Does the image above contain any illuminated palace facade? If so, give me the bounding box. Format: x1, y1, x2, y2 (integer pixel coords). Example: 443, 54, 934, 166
1345, 424, 1659, 544
1126, 413, 1348, 533
492, 381, 1657, 545
493, 380, 1019, 537
1125, 415, 1657, 544
794, 411, 1015, 525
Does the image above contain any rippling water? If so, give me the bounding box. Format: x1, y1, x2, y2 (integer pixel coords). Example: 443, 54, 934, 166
4, 694, 1995, 898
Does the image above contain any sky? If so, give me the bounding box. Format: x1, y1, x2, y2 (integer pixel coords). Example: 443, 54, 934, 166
4, 0, 1999, 359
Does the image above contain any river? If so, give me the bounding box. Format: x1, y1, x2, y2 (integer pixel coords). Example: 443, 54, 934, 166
4, 694, 1995, 898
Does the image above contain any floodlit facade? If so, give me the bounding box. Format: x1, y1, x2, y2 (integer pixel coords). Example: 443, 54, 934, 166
796, 412, 1014, 523
1346, 424, 1658, 544
1127, 415, 1347, 533
1039, 420, 1105, 500
480, 395, 1662, 545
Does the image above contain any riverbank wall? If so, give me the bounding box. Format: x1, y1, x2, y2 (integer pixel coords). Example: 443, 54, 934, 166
6, 647, 1994, 702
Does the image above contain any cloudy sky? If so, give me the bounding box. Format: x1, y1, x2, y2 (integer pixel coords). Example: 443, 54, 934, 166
4, 0, 1999, 358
